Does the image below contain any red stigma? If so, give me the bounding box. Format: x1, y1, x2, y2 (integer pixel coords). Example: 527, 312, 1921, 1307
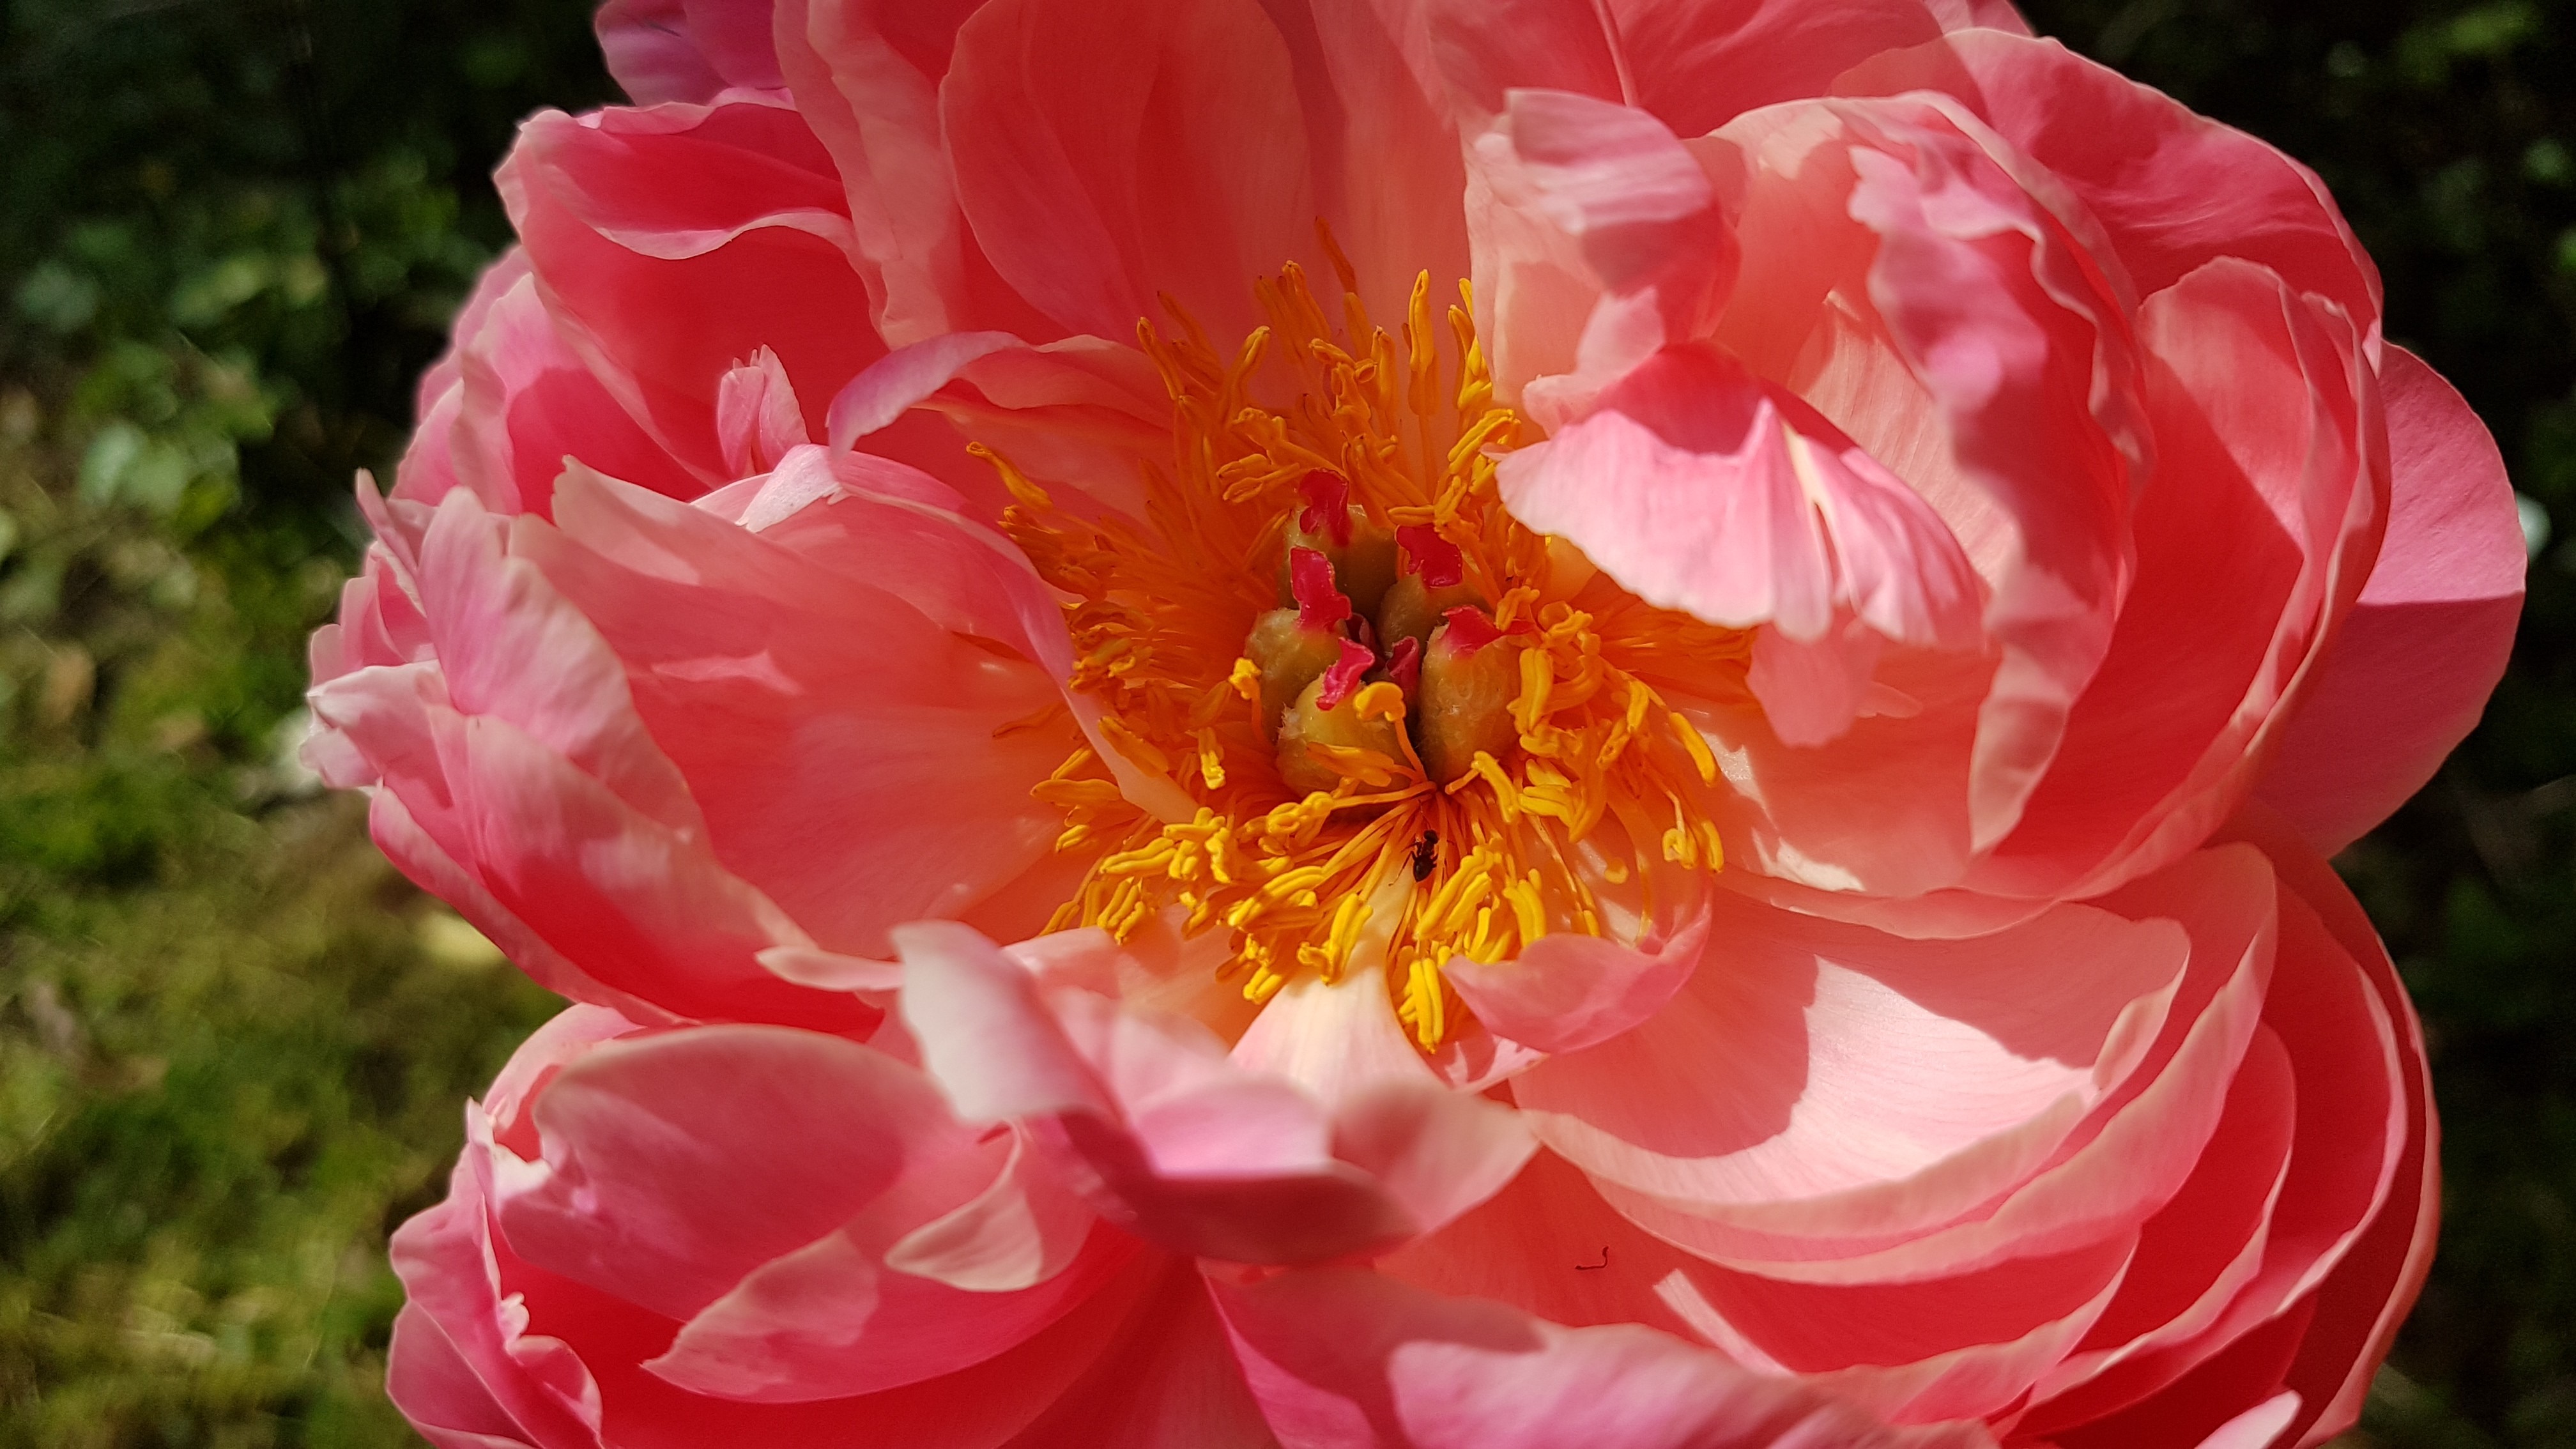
1386, 635, 1422, 693
1298, 472, 1355, 548
1289, 548, 1354, 632
1397, 525, 1464, 588
1317, 637, 1375, 710
1441, 606, 1504, 656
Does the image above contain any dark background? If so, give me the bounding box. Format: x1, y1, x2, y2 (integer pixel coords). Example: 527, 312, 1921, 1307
0, 0, 2567, 1443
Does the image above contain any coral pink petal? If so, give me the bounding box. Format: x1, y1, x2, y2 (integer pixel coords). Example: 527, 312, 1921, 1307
1209, 1266, 1995, 1449
388, 1160, 605, 1449
716, 346, 811, 477
1500, 345, 1977, 650
1974, 258, 2380, 898
774, 0, 1061, 346
2255, 346, 2526, 854
1514, 854, 2257, 1250
1256, 0, 1473, 326
2015, 815, 2420, 1442
1610, 0, 1949, 137
501, 98, 905, 485
361, 779, 675, 1025
896, 923, 1513, 1264
999, 1258, 1276, 1448
491, 1026, 965, 1321
1442, 899, 1709, 1055
522, 465, 1078, 958
826, 330, 1024, 450
394, 1121, 1166, 1449
441, 270, 702, 518
416, 488, 702, 837
647, 1222, 1140, 1402
386, 1300, 543, 1449
1837, 112, 2144, 855
2243, 810, 2439, 1445
941, 0, 1315, 341
1425, 0, 1624, 118
595, 0, 783, 104
1832, 30, 2380, 334
435, 709, 862, 1029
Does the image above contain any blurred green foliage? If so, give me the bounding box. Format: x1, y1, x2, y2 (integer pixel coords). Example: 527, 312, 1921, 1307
0, 0, 2568, 1444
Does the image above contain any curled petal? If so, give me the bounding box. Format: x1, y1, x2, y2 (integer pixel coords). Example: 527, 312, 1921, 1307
895, 923, 1533, 1264
2253, 346, 2525, 853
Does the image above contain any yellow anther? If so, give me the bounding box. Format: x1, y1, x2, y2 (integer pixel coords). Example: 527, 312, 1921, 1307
1352, 680, 1407, 723
1513, 647, 1555, 735
970, 443, 1061, 514
1030, 777, 1127, 809
1668, 710, 1719, 786
1015, 254, 1745, 1050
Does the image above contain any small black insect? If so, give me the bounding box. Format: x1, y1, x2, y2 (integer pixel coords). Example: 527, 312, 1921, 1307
1409, 829, 1441, 882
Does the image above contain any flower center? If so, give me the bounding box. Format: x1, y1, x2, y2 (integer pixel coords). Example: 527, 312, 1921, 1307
995, 250, 1741, 1048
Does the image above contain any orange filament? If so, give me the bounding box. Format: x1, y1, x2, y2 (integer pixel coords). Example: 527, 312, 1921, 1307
997, 251, 1745, 1049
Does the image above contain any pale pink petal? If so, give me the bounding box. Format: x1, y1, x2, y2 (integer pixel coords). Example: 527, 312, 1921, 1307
647, 1222, 1139, 1402
1231, 959, 1443, 1102
894, 921, 1120, 1123
417, 487, 703, 838
492, 1026, 963, 1321
1210, 1266, 1996, 1449
1499, 345, 1979, 652
1602, 847, 2276, 1280
941, 0, 1315, 341
827, 330, 1023, 450
894, 923, 1528, 1264
716, 346, 810, 477
521, 464, 1080, 958
1441, 898, 1709, 1054
1329, 1078, 1539, 1241
1468, 88, 1733, 409
885, 1128, 1100, 1292
2254, 346, 2525, 853
1515, 849, 2267, 1255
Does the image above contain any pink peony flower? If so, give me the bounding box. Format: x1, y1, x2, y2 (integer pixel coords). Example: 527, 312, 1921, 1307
310, 0, 2527, 1445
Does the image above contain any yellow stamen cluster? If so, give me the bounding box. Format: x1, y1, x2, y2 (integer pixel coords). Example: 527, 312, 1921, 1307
999, 243, 1744, 1049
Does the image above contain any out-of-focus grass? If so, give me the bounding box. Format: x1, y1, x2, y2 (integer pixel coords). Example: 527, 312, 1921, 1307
0, 397, 559, 1447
